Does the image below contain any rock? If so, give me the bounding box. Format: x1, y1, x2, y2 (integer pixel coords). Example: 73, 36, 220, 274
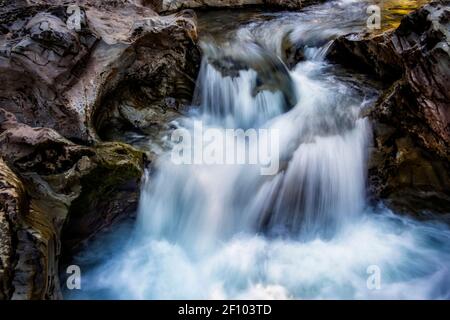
0, 0, 202, 299
327, 31, 403, 82
329, 1, 450, 158
0, 110, 145, 299
0, 1, 200, 143
0, 141, 64, 299
0, 158, 26, 300
62, 142, 145, 252
328, 1, 450, 215
368, 122, 450, 216
200, 41, 298, 110
147, 0, 309, 13
91, 8, 200, 145
0, 3, 97, 141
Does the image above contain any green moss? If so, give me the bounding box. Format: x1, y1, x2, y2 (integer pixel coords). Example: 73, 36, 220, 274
76, 142, 143, 207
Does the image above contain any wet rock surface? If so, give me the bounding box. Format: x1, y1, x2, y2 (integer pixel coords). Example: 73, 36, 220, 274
0, 158, 26, 300
1, 0, 449, 300
1, 0, 200, 143
328, 1, 450, 216
148, 0, 310, 13
0, 0, 199, 299
0, 109, 145, 299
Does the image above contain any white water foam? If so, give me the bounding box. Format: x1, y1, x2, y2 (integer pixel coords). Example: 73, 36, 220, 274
68, 0, 450, 300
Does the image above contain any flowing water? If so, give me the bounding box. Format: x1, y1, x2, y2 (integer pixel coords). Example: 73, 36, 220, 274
67, 0, 450, 299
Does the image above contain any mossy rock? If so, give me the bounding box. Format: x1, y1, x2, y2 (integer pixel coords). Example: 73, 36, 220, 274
62, 142, 145, 251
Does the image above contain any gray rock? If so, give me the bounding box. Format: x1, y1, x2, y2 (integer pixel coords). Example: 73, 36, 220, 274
148, 0, 308, 13
328, 1, 450, 216
0, 0, 199, 299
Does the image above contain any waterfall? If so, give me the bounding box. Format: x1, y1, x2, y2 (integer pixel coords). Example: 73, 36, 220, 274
69, 0, 450, 300
137, 32, 372, 249
193, 59, 285, 128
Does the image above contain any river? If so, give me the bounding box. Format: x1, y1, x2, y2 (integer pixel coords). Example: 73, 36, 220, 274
66, 0, 450, 299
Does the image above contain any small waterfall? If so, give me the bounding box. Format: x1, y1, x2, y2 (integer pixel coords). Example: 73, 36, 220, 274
136, 31, 371, 251
194, 58, 285, 128
69, 0, 450, 300
194, 41, 298, 128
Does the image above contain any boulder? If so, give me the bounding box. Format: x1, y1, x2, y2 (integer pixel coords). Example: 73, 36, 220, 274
147, 0, 310, 13
0, 0, 200, 142
0, 0, 200, 299
328, 1, 450, 215
0, 109, 145, 299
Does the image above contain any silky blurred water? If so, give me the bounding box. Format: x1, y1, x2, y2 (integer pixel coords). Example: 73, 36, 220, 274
67, 0, 450, 300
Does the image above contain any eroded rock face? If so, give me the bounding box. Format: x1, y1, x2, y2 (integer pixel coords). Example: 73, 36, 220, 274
0, 0, 199, 299
0, 158, 26, 300
0, 3, 97, 141
0, 1, 200, 143
328, 1, 450, 215
368, 123, 450, 216
148, 0, 307, 13
91, 9, 200, 145
0, 109, 145, 299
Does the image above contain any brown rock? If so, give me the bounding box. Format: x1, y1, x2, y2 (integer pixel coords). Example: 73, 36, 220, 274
0, 0, 201, 299
0, 1, 200, 142
147, 0, 310, 13
0, 111, 145, 298
0, 158, 27, 299
328, 1, 450, 215
0, 3, 97, 141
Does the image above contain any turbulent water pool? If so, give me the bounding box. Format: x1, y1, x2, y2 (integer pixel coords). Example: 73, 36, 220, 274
66, 0, 450, 299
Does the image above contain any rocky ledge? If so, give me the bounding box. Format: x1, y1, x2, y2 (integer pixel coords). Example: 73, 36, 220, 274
147, 0, 313, 13
0, 110, 144, 299
0, 0, 200, 299
327, 0, 450, 216
2, 0, 449, 301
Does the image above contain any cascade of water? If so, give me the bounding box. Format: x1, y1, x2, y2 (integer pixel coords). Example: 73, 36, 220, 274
68, 0, 450, 300
137, 36, 373, 246
193, 58, 285, 128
